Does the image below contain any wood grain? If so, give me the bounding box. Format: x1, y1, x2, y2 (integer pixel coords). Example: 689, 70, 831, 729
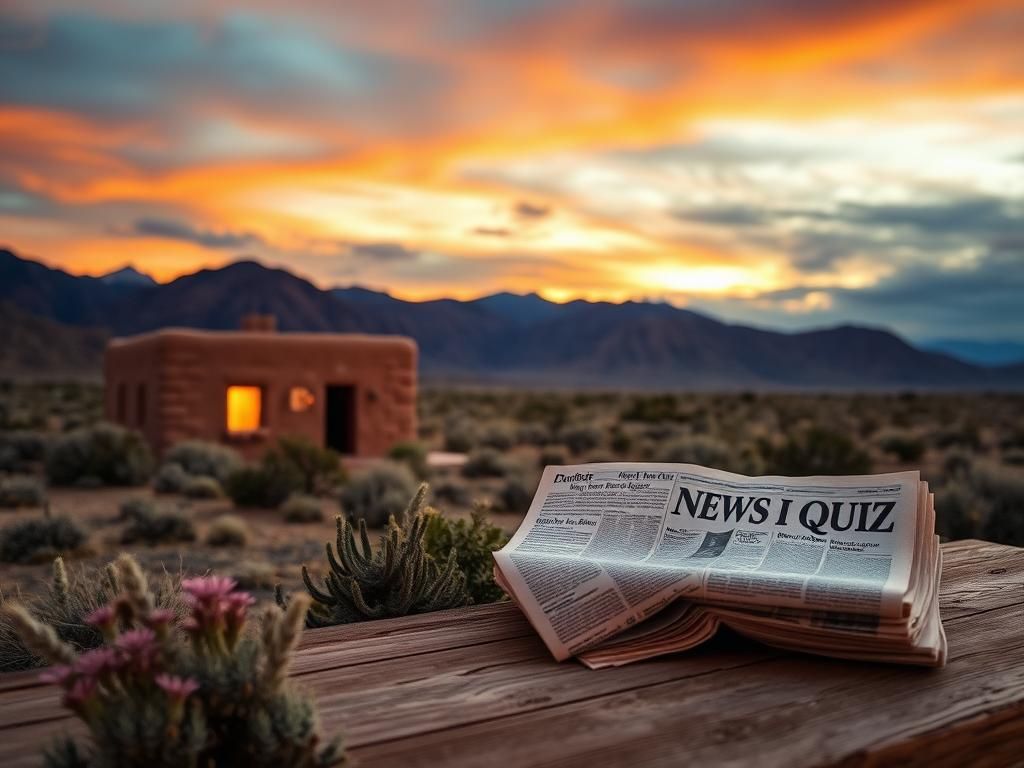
0, 539, 1020, 768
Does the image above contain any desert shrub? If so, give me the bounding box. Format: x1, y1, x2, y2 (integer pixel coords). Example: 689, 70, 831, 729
620, 394, 679, 423
609, 426, 633, 456
442, 417, 476, 452
876, 429, 926, 462
462, 448, 511, 479
767, 427, 873, 476
281, 484, 470, 625
204, 514, 250, 547
0, 474, 46, 508
1002, 448, 1024, 467
121, 505, 195, 546
264, 436, 343, 495
3, 557, 344, 767
339, 462, 418, 527
388, 440, 429, 479
46, 423, 153, 487
932, 423, 982, 450
972, 462, 1024, 545
498, 474, 535, 513
538, 446, 568, 469
0, 430, 50, 472
182, 475, 223, 499
657, 435, 732, 468
935, 483, 982, 541
478, 422, 516, 451
0, 555, 185, 672
560, 424, 603, 456
224, 463, 303, 509
281, 493, 325, 524
942, 448, 974, 478
516, 422, 552, 446
424, 505, 508, 604
432, 478, 472, 507
152, 462, 190, 494
0, 516, 86, 563
163, 440, 242, 483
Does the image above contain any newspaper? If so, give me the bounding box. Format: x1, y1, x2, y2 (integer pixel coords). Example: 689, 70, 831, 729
493, 463, 946, 667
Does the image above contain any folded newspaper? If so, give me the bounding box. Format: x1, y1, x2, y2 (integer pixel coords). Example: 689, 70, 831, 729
492, 463, 946, 668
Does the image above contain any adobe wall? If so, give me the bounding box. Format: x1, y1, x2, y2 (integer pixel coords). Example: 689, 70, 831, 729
105, 330, 416, 460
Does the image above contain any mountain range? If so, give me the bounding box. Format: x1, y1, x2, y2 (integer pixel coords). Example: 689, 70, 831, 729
1, 247, 1021, 389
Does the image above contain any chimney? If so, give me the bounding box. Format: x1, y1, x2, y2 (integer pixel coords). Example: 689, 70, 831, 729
240, 313, 277, 332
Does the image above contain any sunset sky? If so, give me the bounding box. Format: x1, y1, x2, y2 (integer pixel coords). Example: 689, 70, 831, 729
1, 0, 1022, 341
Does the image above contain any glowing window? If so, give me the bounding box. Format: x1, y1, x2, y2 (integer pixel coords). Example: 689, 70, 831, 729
226, 386, 262, 433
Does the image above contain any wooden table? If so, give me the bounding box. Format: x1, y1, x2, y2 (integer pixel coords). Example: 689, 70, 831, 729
1, 539, 1022, 767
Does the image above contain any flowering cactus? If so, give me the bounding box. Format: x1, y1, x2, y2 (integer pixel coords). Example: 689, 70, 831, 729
3, 554, 344, 768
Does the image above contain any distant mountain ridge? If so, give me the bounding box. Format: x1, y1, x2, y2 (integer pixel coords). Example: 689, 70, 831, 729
0, 248, 1020, 389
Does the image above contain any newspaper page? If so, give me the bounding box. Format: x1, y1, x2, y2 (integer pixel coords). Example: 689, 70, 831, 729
492, 463, 921, 661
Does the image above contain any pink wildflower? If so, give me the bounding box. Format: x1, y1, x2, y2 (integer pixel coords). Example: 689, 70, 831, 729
39, 664, 74, 687
85, 605, 116, 629
63, 676, 97, 709
181, 576, 237, 604
115, 628, 159, 672
73, 647, 120, 678
155, 674, 199, 700
225, 591, 255, 620
146, 608, 176, 626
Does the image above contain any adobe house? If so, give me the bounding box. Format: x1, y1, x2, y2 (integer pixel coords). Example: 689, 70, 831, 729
104, 315, 417, 460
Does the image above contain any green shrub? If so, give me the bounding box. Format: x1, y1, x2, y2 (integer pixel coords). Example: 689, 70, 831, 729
46, 423, 153, 487
443, 418, 476, 452
432, 478, 472, 507
0, 555, 185, 672
3, 557, 344, 767
121, 505, 195, 546
478, 422, 515, 451
0, 516, 86, 563
462, 448, 511, 479
281, 494, 325, 524
204, 514, 250, 547
516, 422, 552, 446
935, 483, 982, 541
498, 474, 535, 514
620, 394, 679, 423
1002, 448, 1024, 467
0, 474, 46, 508
118, 496, 156, 521
163, 440, 242, 483
538, 446, 568, 469
657, 435, 732, 468
224, 463, 302, 509
973, 462, 1024, 546
263, 436, 343, 495
281, 484, 470, 625
388, 440, 429, 479
0, 431, 50, 473
339, 462, 418, 527
182, 475, 223, 499
424, 505, 508, 604
152, 462, 190, 494
560, 424, 603, 456
767, 427, 873, 476
876, 429, 926, 462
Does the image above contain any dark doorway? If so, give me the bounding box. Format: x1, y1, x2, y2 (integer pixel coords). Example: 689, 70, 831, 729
325, 385, 356, 454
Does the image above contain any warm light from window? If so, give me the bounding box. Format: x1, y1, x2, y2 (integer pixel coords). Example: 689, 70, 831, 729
226, 386, 262, 433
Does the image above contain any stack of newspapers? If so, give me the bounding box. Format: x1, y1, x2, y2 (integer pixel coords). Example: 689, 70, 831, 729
493, 463, 946, 668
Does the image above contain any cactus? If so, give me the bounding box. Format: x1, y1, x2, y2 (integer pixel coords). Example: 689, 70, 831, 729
3, 555, 345, 768
281, 484, 471, 626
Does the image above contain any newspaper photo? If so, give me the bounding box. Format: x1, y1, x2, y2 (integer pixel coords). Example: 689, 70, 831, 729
493, 463, 945, 667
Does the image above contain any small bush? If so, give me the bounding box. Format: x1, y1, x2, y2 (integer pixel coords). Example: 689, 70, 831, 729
46, 423, 153, 487
498, 474, 535, 514
657, 434, 732, 468
935, 483, 982, 541
152, 461, 190, 494
767, 427, 873, 476
876, 429, 926, 462
432, 478, 472, 507
183, 475, 223, 499
462, 448, 511, 479
0, 475, 46, 508
224, 464, 302, 509
516, 422, 551, 447
443, 418, 476, 453
118, 496, 155, 521
205, 514, 250, 547
424, 505, 508, 604
339, 462, 418, 527
560, 424, 603, 456
163, 440, 242, 483
388, 440, 429, 479
281, 493, 325, 524
0, 516, 86, 563
478, 422, 516, 451
121, 505, 195, 546
264, 436, 343, 495
538, 446, 568, 469
1002, 448, 1024, 467
0, 431, 50, 473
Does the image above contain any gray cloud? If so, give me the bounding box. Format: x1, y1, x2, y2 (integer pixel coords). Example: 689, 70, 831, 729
472, 226, 511, 237
514, 201, 550, 219
348, 242, 421, 261
131, 217, 260, 248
